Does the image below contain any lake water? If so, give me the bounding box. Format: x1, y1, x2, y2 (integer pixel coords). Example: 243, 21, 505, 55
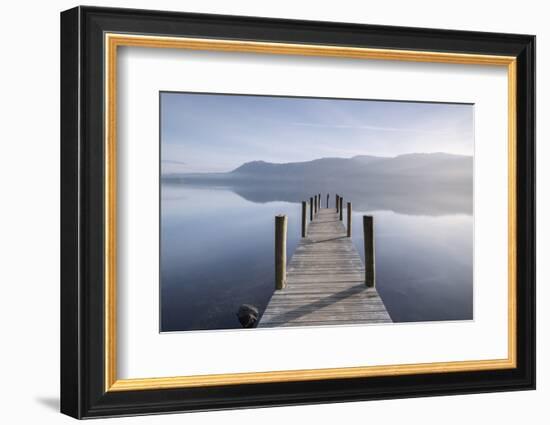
160, 183, 473, 332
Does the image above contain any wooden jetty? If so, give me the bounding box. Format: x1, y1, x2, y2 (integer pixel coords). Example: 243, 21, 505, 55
258, 195, 392, 328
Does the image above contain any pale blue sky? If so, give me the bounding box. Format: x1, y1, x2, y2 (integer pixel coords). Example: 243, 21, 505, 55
161, 92, 474, 174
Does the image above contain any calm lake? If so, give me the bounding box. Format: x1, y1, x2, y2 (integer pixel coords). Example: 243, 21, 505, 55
160, 183, 473, 332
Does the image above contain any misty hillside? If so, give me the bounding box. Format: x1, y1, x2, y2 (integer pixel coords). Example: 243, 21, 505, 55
228, 153, 472, 182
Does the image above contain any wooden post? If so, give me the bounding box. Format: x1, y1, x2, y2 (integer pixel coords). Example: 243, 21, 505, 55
326, 194, 329, 208
347, 202, 352, 237
301, 201, 307, 238
309, 197, 314, 221
314, 195, 318, 213
336, 194, 339, 212
363, 215, 375, 288
275, 215, 287, 290
318, 193, 321, 209
339, 197, 343, 220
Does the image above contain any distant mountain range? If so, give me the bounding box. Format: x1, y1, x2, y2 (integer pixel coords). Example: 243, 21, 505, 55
164, 153, 473, 184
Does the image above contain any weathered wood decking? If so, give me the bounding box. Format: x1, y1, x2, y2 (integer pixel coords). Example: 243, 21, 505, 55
258, 208, 392, 328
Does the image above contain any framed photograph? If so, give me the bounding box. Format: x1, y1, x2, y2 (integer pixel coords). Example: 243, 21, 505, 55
60, 6, 535, 419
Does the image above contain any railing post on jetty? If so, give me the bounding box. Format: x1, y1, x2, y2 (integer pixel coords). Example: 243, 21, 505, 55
318, 193, 321, 209
314, 195, 318, 213
336, 194, 339, 212
363, 215, 375, 288
326, 194, 329, 208
309, 197, 314, 221
301, 201, 307, 238
347, 202, 352, 237
339, 197, 343, 221
275, 215, 287, 290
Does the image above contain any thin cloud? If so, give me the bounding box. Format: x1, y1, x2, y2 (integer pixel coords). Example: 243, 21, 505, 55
162, 160, 187, 165
291, 121, 447, 134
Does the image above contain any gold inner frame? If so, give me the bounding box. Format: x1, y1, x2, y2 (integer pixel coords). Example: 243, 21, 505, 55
104, 33, 517, 392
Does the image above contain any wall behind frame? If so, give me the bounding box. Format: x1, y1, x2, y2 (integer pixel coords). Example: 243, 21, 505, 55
0, 1, 543, 424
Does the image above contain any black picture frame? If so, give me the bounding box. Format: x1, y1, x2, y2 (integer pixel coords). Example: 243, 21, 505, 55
61, 5, 535, 419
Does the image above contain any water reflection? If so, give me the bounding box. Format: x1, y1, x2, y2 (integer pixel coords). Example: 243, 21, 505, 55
160, 182, 473, 332
164, 177, 472, 216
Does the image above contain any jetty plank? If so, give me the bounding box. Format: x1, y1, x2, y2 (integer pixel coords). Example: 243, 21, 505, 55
258, 208, 391, 327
